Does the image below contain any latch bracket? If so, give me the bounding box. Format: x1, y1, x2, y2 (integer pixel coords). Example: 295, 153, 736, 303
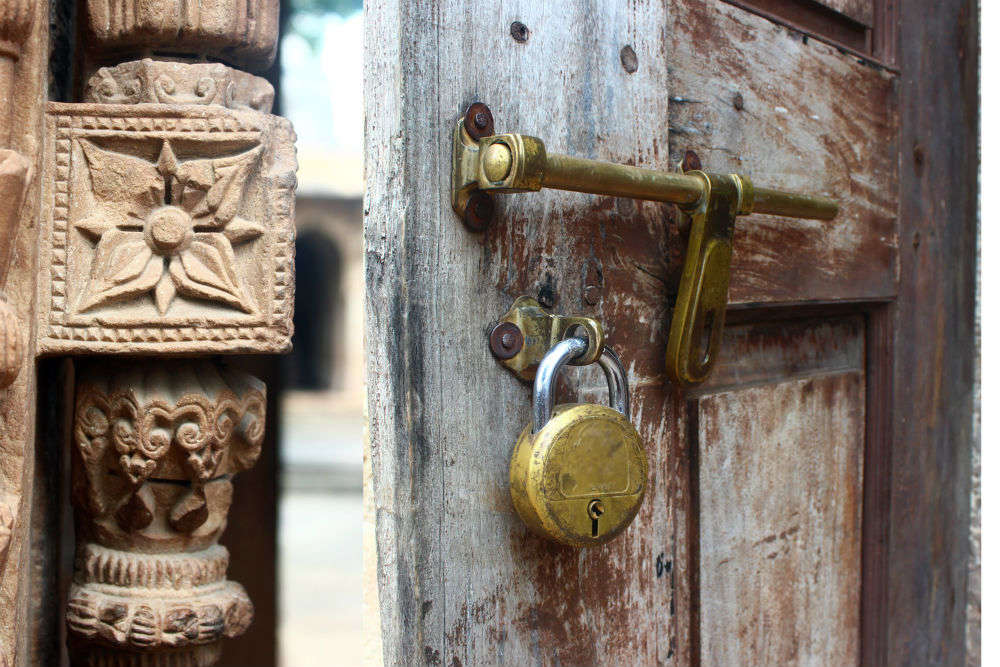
488, 297, 604, 382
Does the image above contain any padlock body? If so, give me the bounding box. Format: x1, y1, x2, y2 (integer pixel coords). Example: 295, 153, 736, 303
510, 403, 647, 547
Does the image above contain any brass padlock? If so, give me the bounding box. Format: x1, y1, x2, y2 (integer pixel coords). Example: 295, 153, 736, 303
510, 337, 648, 547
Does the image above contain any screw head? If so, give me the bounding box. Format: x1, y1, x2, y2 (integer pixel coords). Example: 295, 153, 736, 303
681, 150, 702, 172
462, 192, 494, 232
489, 322, 523, 359
464, 102, 495, 140
510, 21, 529, 43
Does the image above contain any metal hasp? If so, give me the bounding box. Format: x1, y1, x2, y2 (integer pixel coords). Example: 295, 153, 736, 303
488, 296, 605, 382
453, 103, 839, 388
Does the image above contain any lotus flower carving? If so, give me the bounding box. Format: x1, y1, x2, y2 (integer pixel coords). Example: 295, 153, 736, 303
75, 139, 264, 315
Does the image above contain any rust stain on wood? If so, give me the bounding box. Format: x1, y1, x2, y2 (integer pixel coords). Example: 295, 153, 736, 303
695, 372, 865, 666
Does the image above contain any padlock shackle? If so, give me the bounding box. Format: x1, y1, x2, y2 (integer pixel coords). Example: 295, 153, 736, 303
533, 337, 630, 433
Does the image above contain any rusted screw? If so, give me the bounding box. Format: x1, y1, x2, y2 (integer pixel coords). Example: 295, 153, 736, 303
462, 191, 494, 232
587, 499, 605, 520
489, 322, 524, 360
680, 149, 702, 172
463, 102, 495, 140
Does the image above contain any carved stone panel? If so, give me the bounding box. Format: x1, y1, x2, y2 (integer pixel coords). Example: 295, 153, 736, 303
67, 359, 264, 665
83, 0, 279, 71
38, 103, 296, 354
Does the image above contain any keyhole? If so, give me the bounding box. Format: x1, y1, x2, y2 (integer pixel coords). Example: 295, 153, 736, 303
588, 499, 605, 537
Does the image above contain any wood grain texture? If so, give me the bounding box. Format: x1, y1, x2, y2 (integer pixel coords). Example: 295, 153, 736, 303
670, 0, 897, 306
365, 3, 682, 664
696, 372, 864, 667
697, 316, 864, 393
889, 1, 978, 665
364, 0, 900, 665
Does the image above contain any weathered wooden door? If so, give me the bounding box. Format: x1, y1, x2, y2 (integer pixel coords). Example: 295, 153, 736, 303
0, 0, 294, 664
365, 1, 977, 665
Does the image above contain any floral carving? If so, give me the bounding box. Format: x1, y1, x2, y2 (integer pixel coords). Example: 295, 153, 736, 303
75, 139, 264, 315
40, 105, 296, 354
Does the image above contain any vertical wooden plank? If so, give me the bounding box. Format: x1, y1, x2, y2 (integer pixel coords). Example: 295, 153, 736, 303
364, 2, 682, 665
890, 0, 977, 665
861, 306, 892, 667
696, 373, 865, 667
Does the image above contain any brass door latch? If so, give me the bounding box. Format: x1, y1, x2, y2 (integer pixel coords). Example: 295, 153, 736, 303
454, 103, 838, 387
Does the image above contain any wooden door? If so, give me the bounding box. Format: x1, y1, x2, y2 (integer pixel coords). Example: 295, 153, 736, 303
365, 1, 977, 666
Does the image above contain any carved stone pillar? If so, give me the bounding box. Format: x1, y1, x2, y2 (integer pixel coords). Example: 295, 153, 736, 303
38, 0, 295, 663
66, 360, 263, 665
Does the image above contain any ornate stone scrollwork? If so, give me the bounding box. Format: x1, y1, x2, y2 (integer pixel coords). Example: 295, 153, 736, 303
84, 60, 275, 112
59, 0, 293, 662
67, 359, 264, 665
83, 0, 279, 71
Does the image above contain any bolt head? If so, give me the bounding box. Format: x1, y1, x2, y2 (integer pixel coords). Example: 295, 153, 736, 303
489, 322, 523, 360
482, 142, 513, 182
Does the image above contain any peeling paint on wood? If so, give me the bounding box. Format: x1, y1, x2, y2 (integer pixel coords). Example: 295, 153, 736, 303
670, 1, 898, 306
696, 372, 865, 666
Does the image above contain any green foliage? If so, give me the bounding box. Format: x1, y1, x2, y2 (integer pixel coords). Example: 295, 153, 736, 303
286, 0, 362, 51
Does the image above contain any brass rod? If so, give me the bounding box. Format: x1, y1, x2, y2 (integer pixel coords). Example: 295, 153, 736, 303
538, 152, 838, 221
542, 153, 706, 206
752, 186, 838, 221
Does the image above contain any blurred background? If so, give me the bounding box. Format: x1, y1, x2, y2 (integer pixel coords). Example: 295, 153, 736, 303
278, 2, 364, 665
224, 1, 366, 665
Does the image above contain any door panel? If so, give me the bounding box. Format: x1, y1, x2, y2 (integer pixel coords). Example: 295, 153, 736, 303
670, 1, 897, 305
694, 318, 865, 665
